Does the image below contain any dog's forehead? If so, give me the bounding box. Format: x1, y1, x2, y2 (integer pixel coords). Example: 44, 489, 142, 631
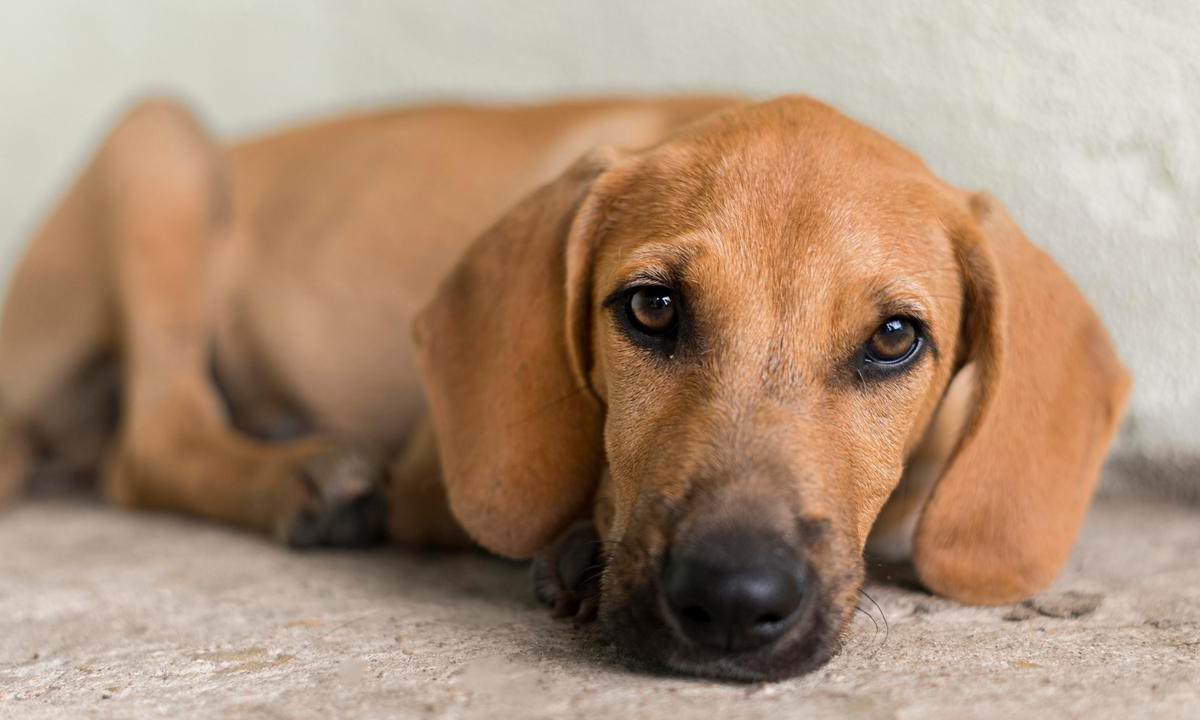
675, 96, 930, 174
608, 97, 956, 294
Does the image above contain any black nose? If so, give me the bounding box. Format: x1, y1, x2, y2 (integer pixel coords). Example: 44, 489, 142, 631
662, 531, 808, 652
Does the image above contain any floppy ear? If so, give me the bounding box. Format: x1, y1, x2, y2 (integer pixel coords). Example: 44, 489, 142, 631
413, 149, 625, 559
912, 192, 1132, 604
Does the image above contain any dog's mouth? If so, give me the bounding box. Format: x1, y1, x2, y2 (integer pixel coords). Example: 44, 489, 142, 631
533, 517, 858, 681
594, 524, 857, 682
600, 568, 846, 682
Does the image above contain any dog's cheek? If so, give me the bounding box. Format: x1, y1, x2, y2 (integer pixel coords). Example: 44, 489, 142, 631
804, 510, 867, 633
826, 416, 916, 548
592, 470, 617, 541
596, 490, 673, 618
850, 366, 945, 536
600, 406, 693, 543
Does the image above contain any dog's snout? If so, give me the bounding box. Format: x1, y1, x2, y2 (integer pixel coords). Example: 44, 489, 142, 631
662, 531, 809, 652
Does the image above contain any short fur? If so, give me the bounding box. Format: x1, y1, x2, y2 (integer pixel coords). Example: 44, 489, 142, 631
0, 95, 1130, 680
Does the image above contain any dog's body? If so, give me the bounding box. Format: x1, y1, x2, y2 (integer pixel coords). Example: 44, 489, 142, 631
0, 96, 1130, 680
0, 97, 729, 545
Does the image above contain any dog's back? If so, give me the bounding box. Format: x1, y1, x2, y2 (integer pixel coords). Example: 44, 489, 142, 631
214, 98, 736, 446
0, 95, 733, 515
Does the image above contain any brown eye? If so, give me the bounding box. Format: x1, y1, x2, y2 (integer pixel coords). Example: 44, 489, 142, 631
865, 317, 919, 363
627, 286, 678, 336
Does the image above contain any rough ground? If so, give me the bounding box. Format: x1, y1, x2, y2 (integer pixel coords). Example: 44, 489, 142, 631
1, 494, 1198, 719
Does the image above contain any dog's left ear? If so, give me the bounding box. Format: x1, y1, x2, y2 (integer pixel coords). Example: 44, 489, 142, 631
413, 149, 626, 559
913, 192, 1132, 604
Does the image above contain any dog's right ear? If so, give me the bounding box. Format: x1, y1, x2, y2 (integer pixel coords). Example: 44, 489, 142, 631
413, 149, 628, 559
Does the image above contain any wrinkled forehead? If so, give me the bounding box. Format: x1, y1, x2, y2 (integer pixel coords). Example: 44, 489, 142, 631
598, 102, 963, 331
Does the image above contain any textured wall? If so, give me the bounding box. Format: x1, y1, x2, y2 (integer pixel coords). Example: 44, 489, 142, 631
1, 1, 1196, 490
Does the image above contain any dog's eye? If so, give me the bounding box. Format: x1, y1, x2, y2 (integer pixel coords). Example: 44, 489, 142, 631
626, 286, 678, 336
864, 318, 919, 364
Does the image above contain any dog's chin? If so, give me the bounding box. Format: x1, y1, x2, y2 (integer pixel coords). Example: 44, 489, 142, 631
600, 577, 845, 682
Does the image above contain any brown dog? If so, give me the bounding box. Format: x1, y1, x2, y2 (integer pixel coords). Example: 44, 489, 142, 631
0, 95, 1130, 680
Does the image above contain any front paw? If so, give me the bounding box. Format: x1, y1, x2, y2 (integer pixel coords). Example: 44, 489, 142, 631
531, 521, 605, 624
279, 447, 388, 548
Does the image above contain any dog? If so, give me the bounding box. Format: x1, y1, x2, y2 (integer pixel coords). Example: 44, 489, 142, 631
0, 95, 1130, 681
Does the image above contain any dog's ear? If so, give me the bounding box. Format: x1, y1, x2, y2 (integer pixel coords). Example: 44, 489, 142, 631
413, 149, 626, 559
912, 192, 1131, 604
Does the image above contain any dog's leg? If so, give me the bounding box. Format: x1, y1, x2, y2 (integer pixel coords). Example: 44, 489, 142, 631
0, 98, 126, 503
1, 98, 385, 544
104, 100, 387, 546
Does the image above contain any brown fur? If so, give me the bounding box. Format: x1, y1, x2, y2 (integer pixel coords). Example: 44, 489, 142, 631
0, 95, 1129, 679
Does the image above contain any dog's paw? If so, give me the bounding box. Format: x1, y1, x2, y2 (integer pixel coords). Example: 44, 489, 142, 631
280, 447, 388, 548
531, 521, 604, 624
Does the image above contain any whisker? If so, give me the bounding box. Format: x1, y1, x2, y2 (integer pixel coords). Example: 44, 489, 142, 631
579, 560, 609, 576
855, 604, 881, 640
859, 588, 890, 652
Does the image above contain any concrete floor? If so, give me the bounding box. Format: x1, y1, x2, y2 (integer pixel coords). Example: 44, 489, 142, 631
1, 494, 1198, 719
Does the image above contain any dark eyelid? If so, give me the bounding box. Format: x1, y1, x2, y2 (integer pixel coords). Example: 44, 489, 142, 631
874, 304, 938, 360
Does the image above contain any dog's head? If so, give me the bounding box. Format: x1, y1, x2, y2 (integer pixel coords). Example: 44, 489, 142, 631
415, 96, 1130, 680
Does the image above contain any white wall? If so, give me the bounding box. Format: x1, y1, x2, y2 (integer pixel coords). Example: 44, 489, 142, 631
2, 1, 1197, 488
